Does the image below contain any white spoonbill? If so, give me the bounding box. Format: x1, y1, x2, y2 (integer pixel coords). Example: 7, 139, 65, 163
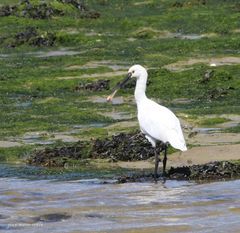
107, 65, 187, 180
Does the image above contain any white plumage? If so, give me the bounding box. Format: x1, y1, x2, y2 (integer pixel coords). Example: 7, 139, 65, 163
137, 93, 187, 151
107, 64, 187, 180
138, 98, 187, 151
132, 64, 187, 151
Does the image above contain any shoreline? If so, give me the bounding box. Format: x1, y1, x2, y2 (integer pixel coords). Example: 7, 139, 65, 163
117, 144, 240, 170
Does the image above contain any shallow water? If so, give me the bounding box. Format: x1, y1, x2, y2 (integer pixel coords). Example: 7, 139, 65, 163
0, 48, 82, 59
0, 164, 240, 233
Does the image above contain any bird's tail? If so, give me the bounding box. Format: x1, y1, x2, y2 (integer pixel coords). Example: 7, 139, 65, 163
180, 145, 187, 152
168, 134, 187, 152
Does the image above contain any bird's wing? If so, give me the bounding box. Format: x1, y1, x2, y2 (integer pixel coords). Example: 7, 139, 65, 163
138, 99, 187, 151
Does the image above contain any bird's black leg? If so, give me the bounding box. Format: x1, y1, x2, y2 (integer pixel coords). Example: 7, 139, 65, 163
154, 148, 159, 181
162, 144, 168, 176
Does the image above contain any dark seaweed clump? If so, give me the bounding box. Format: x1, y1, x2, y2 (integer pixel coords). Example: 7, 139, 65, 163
0, 0, 100, 19
91, 132, 163, 161
27, 132, 163, 166
197, 69, 234, 101
0, 5, 17, 17
32, 213, 71, 223
117, 161, 240, 183
3, 27, 56, 48
19, 1, 63, 19
58, 0, 100, 19
27, 142, 89, 167
27, 133, 240, 182
168, 161, 240, 180
75, 80, 110, 92
0, 1, 63, 19
172, 0, 207, 8
204, 87, 235, 100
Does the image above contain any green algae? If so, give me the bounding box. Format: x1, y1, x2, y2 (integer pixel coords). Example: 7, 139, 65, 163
198, 117, 230, 126
0, 0, 239, 162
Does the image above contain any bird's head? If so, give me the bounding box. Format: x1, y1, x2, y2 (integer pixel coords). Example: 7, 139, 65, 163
107, 64, 147, 102
128, 64, 147, 79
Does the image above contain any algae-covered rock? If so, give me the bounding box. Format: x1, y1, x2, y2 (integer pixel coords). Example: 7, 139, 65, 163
0, 1, 63, 19
18, 2, 63, 19
32, 213, 71, 223
117, 161, 240, 183
0, 0, 100, 19
0, 5, 17, 16
168, 161, 240, 180
75, 80, 110, 92
57, 0, 100, 19
172, 0, 207, 8
3, 27, 56, 48
27, 132, 164, 167
27, 141, 90, 167
91, 132, 163, 161
133, 27, 158, 39
27, 133, 240, 182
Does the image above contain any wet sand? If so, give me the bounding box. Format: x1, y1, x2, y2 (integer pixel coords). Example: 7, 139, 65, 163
117, 144, 240, 170
164, 56, 240, 72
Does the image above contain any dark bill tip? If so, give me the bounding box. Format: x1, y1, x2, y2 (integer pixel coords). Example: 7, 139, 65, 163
117, 72, 132, 90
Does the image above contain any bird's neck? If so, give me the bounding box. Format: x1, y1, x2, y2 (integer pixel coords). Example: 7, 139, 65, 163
134, 72, 148, 103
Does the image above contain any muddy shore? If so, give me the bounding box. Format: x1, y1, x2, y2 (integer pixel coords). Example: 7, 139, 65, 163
1, 1, 239, 185
27, 132, 240, 182
117, 160, 240, 183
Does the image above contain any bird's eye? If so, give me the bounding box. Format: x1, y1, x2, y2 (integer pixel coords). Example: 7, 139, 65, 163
132, 70, 135, 74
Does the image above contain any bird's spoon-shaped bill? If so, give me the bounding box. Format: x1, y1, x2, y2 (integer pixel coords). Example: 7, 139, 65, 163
107, 90, 118, 102
106, 72, 132, 102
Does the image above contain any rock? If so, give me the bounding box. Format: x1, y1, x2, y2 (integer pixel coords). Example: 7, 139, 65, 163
200, 70, 214, 83
205, 87, 229, 100
75, 80, 110, 92
0, 0, 99, 19
91, 132, 164, 161
27, 133, 240, 183
19, 2, 63, 19
28, 32, 56, 47
3, 27, 56, 47
168, 166, 191, 179
27, 132, 164, 167
33, 213, 71, 223
0, 1, 63, 19
116, 161, 240, 183
0, 5, 17, 16
172, 0, 207, 8
167, 161, 240, 181
27, 141, 89, 167
172, 2, 184, 8
15, 27, 38, 43
58, 0, 88, 11
57, 0, 100, 19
